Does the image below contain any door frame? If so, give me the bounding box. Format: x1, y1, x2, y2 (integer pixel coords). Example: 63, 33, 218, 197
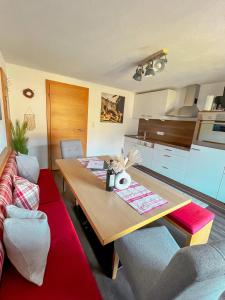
46, 79, 89, 169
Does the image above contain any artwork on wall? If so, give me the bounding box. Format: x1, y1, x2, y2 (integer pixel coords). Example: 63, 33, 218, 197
100, 93, 125, 123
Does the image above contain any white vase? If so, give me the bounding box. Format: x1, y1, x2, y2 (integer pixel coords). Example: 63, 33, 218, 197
114, 171, 131, 190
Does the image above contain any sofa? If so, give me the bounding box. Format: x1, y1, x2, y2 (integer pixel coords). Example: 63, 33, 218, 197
0, 154, 102, 300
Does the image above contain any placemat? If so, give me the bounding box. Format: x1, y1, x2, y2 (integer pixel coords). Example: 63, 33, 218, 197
78, 158, 168, 215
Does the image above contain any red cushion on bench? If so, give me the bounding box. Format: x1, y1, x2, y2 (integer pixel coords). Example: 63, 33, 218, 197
38, 169, 62, 205
0, 200, 102, 300
167, 202, 215, 234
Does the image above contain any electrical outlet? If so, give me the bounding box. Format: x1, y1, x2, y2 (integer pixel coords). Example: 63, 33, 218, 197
156, 131, 165, 136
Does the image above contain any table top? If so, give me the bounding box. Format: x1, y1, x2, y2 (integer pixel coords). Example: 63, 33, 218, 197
56, 158, 191, 245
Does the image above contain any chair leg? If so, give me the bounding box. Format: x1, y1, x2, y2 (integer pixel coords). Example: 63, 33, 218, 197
112, 249, 119, 280
185, 220, 213, 246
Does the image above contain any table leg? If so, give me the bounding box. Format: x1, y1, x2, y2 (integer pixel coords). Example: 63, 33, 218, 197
112, 249, 119, 280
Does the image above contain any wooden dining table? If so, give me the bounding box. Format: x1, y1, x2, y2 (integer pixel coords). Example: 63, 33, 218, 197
56, 157, 191, 278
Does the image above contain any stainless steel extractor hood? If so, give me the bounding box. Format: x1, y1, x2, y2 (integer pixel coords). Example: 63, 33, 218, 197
167, 84, 200, 118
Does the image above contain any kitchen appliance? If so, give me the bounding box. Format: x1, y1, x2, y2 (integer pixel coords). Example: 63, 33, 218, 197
193, 112, 225, 149
167, 84, 200, 118
213, 87, 225, 111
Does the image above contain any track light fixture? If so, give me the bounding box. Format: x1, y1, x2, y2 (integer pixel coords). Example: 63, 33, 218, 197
133, 65, 144, 81
145, 61, 155, 77
133, 49, 168, 81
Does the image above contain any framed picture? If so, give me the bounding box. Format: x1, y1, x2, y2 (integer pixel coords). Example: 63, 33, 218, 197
100, 93, 125, 123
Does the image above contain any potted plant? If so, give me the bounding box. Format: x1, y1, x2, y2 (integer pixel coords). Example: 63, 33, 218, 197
11, 120, 29, 154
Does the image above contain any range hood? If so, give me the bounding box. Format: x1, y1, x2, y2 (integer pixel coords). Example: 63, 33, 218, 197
167, 84, 200, 118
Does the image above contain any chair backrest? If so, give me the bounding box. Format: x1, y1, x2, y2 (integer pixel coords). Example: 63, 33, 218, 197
149, 240, 225, 300
60, 140, 83, 159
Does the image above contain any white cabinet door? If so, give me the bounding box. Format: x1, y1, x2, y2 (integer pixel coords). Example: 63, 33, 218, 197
124, 137, 138, 156
217, 170, 225, 203
151, 146, 187, 183
133, 89, 176, 119
136, 144, 153, 169
184, 145, 225, 198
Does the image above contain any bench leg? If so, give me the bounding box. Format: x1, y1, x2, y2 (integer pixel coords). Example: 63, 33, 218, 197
185, 220, 213, 246
112, 249, 119, 280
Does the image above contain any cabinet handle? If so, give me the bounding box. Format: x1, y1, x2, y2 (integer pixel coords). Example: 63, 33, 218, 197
191, 148, 200, 151
165, 148, 172, 152
163, 154, 171, 157
162, 166, 168, 169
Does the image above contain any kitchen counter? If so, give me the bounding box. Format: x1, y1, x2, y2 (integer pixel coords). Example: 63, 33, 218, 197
125, 135, 191, 151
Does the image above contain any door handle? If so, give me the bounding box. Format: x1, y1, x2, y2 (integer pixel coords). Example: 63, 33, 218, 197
76, 128, 84, 132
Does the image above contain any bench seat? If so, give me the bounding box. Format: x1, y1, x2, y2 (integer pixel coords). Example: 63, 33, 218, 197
0, 169, 102, 300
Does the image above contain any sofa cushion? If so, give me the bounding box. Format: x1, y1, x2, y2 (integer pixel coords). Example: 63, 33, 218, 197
0, 153, 18, 239
0, 198, 102, 300
16, 154, 40, 184
38, 169, 62, 205
3, 205, 50, 286
13, 176, 39, 210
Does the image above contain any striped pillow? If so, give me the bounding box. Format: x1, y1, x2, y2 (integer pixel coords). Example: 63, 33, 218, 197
0, 241, 4, 280
0, 153, 17, 239
0, 152, 17, 281
13, 176, 39, 210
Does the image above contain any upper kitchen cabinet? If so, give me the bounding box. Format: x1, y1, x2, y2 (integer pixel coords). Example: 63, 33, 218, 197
133, 89, 177, 119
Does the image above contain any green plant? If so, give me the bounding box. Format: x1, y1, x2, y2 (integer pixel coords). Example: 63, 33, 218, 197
11, 120, 29, 154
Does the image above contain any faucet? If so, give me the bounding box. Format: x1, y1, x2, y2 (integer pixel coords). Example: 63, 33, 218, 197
143, 131, 147, 140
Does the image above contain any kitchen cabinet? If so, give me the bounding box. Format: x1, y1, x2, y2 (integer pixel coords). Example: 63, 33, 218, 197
133, 89, 177, 119
184, 145, 225, 198
136, 144, 153, 169
124, 137, 153, 169
124, 137, 139, 156
151, 144, 189, 184
217, 170, 225, 203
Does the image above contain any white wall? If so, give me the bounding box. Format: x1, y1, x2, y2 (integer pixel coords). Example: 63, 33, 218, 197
0, 51, 7, 153
7, 63, 138, 168
198, 81, 225, 110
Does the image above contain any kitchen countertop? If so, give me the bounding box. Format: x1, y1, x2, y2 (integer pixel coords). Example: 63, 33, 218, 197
125, 135, 191, 151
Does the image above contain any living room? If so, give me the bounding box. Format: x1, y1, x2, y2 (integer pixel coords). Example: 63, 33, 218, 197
0, 1, 225, 299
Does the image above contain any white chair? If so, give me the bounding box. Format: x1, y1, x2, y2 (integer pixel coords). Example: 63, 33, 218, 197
60, 139, 83, 191
60, 139, 83, 159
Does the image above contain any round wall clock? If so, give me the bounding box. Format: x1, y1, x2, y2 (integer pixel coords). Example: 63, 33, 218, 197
23, 88, 34, 98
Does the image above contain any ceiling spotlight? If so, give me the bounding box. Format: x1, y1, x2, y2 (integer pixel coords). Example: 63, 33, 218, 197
132, 49, 168, 81
153, 56, 167, 72
145, 61, 155, 77
133, 66, 143, 81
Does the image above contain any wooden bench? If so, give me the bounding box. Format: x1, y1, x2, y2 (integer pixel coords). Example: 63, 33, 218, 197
165, 202, 215, 246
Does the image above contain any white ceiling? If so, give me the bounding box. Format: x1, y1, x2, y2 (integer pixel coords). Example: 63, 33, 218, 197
0, 0, 225, 92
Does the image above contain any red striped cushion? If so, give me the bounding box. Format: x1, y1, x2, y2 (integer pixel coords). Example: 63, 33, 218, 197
0, 153, 17, 239
0, 241, 4, 280
0, 152, 17, 282
13, 176, 39, 210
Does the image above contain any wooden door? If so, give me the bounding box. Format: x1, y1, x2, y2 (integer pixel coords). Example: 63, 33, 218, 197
46, 80, 89, 170
0, 68, 11, 147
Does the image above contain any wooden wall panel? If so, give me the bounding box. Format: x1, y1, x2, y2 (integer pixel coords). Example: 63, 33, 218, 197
138, 119, 196, 147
